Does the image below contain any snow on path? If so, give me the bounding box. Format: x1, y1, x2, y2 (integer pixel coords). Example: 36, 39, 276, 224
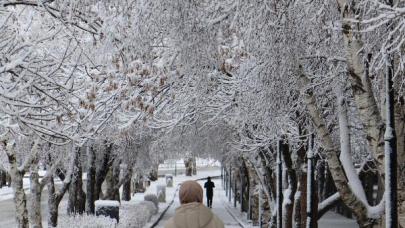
153, 176, 241, 228
318, 211, 358, 228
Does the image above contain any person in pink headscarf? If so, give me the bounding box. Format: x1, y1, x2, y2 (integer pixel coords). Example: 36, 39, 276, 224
165, 180, 224, 228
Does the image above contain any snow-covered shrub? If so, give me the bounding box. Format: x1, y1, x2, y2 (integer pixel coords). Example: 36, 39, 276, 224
165, 174, 174, 187
95, 200, 120, 222
140, 200, 158, 215
156, 184, 166, 202
58, 214, 117, 228
144, 193, 159, 208
118, 201, 158, 227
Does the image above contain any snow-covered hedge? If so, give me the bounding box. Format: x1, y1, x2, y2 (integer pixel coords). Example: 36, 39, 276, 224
144, 193, 159, 209
58, 214, 117, 228
140, 200, 158, 215
156, 184, 166, 202
119, 201, 158, 227
95, 200, 120, 222
165, 174, 174, 187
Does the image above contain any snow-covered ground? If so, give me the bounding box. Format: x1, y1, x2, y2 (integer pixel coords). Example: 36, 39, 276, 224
151, 168, 358, 228
318, 212, 358, 228
0, 167, 359, 228
143, 168, 223, 227
158, 158, 221, 171
151, 170, 243, 228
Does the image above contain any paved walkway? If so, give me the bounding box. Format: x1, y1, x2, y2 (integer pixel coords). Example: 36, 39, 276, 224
154, 178, 241, 228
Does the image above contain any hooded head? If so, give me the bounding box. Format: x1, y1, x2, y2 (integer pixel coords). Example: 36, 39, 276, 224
207, 176, 211, 181
179, 180, 203, 204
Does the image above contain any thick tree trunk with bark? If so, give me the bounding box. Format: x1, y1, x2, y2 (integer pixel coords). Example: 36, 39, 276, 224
0, 169, 6, 187
394, 99, 405, 223
29, 163, 43, 228
47, 150, 76, 227
257, 149, 277, 227
95, 143, 113, 200
132, 173, 145, 193
68, 147, 86, 215
244, 159, 260, 225
12, 168, 29, 228
86, 143, 96, 214
295, 130, 308, 228
317, 161, 326, 201
104, 159, 121, 201
122, 168, 132, 201
394, 100, 405, 203
47, 176, 58, 228
276, 140, 283, 228
281, 140, 297, 228
192, 157, 197, 175
300, 70, 371, 227
1, 139, 29, 228
336, 0, 385, 178
184, 158, 193, 176
148, 167, 159, 180
47, 173, 71, 227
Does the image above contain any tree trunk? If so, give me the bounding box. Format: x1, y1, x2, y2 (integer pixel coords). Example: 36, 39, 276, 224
112, 161, 121, 201
306, 135, 317, 228
7, 172, 11, 187
47, 172, 71, 227
104, 160, 120, 201
86, 143, 96, 214
294, 191, 302, 228
281, 139, 297, 228
122, 168, 132, 201
184, 158, 193, 176
192, 157, 197, 175
132, 173, 145, 193
294, 130, 307, 228
12, 170, 29, 228
67, 174, 78, 215
47, 176, 58, 228
47, 150, 77, 227
95, 142, 113, 200
29, 164, 43, 228
0, 169, 6, 188
5, 143, 29, 228
276, 140, 283, 228
336, 0, 385, 178
300, 69, 371, 227
317, 161, 326, 201
67, 147, 86, 215
228, 165, 233, 202
394, 98, 405, 222
244, 159, 260, 225
76, 173, 86, 213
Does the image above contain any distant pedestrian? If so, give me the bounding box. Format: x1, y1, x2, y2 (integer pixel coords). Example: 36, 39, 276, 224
165, 180, 224, 228
204, 176, 215, 208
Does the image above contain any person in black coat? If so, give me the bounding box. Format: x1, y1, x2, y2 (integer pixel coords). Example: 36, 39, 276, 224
204, 176, 215, 208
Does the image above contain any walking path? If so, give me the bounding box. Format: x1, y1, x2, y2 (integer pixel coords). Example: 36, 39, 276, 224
151, 171, 358, 228
153, 178, 242, 228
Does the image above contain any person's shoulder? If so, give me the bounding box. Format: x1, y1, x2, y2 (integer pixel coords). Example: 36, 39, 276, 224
164, 217, 175, 228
